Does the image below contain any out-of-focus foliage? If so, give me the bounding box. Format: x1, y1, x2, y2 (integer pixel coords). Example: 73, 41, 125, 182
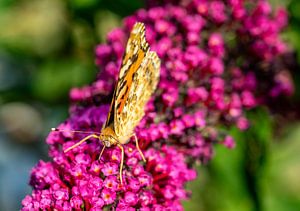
0, 0, 299, 210
0, 0, 142, 105
286, 0, 300, 60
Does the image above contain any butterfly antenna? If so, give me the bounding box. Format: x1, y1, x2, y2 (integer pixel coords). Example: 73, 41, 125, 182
51, 128, 101, 135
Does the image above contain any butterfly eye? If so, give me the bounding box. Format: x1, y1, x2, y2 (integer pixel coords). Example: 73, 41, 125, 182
104, 141, 111, 147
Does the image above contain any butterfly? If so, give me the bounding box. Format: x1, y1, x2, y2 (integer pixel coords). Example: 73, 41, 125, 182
53, 22, 160, 184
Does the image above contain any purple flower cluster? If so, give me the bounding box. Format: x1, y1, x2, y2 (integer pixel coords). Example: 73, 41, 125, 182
22, 0, 293, 210
22, 105, 196, 210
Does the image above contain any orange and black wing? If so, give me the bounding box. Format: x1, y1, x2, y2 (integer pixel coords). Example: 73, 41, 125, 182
103, 22, 149, 130
113, 22, 160, 140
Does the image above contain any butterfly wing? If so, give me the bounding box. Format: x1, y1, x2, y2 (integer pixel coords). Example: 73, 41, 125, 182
102, 22, 149, 130
113, 23, 160, 141
115, 51, 160, 142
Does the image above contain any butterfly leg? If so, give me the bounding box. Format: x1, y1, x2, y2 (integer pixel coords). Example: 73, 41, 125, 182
98, 145, 106, 160
64, 134, 99, 153
133, 134, 146, 162
117, 144, 124, 184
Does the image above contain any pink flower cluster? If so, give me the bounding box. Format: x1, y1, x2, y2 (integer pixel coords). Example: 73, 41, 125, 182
22, 105, 196, 210
22, 0, 293, 210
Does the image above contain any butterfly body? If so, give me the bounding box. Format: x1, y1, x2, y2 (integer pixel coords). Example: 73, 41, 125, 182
61, 22, 160, 184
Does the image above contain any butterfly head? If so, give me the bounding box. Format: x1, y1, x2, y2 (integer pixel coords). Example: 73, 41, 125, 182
100, 127, 118, 147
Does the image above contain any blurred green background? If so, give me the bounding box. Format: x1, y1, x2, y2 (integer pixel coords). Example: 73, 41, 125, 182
0, 0, 299, 210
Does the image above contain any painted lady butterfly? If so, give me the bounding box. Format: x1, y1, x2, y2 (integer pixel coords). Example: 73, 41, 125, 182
54, 22, 160, 184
